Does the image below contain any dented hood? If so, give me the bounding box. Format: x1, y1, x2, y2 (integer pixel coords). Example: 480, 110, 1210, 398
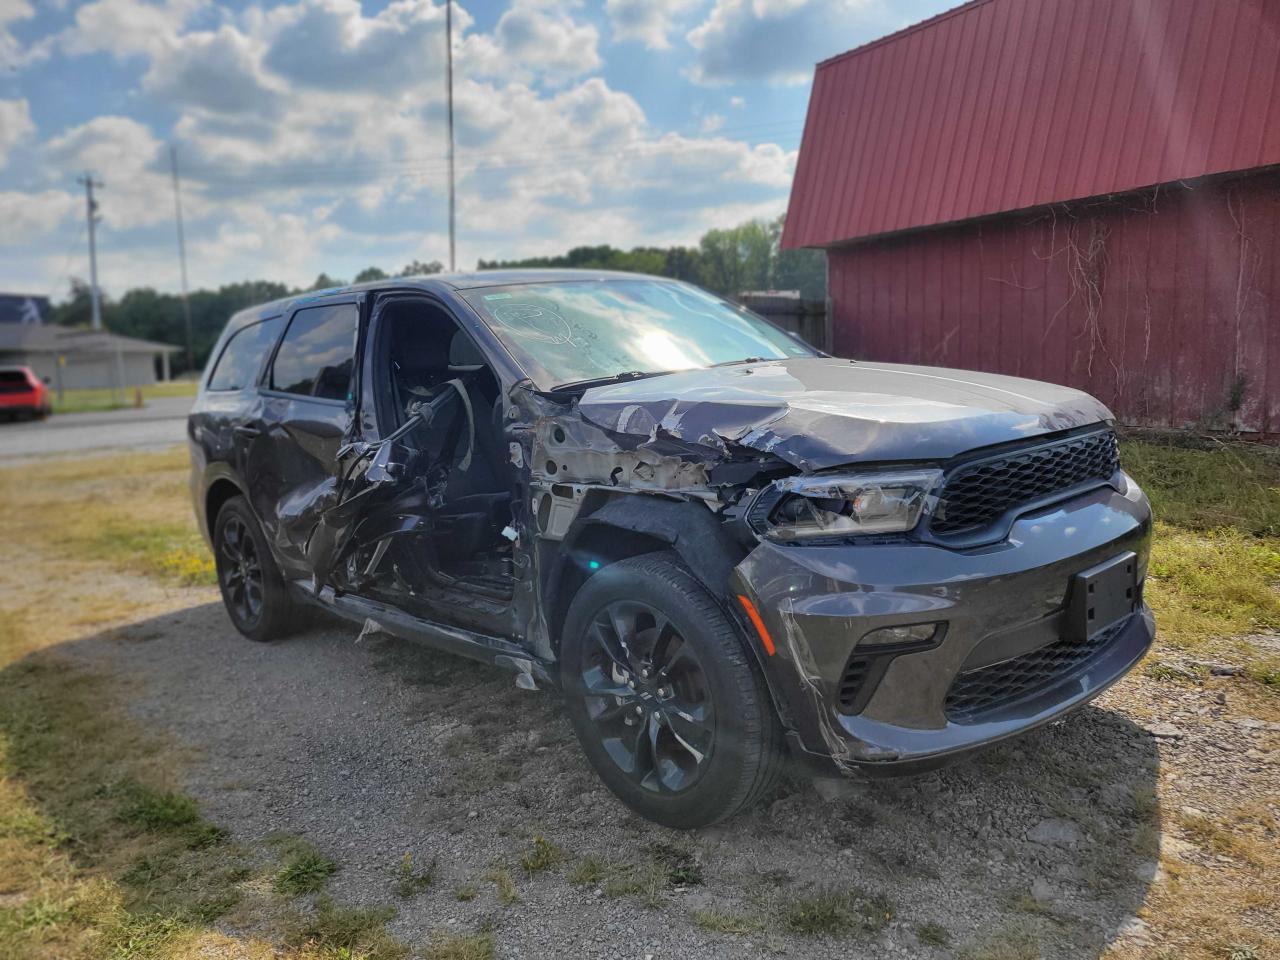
575, 357, 1113, 472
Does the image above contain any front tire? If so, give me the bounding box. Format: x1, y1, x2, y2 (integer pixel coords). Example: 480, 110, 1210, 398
560, 552, 783, 828
213, 495, 295, 642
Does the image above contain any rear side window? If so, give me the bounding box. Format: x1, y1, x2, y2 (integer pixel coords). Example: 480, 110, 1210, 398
0, 370, 30, 391
270, 304, 358, 401
207, 317, 283, 391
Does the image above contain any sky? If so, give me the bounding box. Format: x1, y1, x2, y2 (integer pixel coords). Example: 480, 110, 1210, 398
0, 0, 955, 300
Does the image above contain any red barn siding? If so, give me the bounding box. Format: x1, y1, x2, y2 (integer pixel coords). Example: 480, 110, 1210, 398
828, 172, 1280, 435
784, 0, 1280, 249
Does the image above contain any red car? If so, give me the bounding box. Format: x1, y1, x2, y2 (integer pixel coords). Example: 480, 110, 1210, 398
0, 365, 51, 420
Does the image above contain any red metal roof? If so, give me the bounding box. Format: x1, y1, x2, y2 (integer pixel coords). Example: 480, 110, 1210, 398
783, 0, 1280, 249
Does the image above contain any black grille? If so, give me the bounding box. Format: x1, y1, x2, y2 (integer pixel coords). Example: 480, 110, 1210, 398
837, 656, 871, 713
931, 430, 1119, 537
944, 620, 1126, 722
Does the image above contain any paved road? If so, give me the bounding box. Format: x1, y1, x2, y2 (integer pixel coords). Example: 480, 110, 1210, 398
0, 395, 192, 462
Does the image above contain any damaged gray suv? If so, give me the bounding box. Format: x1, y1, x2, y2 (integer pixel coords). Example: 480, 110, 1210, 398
190, 270, 1155, 828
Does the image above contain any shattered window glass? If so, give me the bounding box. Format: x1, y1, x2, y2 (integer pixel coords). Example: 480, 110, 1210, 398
206, 316, 283, 392
270, 304, 358, 401
462, 279, 813, 389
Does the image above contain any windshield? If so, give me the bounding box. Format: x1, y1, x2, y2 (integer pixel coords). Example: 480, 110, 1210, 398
460, 278, 816, 389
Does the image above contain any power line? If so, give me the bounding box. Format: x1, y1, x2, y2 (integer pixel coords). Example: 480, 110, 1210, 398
176, 117, 805, 183
180, 126, 806, 191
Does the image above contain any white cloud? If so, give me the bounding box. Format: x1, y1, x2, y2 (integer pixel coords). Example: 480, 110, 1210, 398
0, 0, 53, 69
0, 189, 78, 245
261, 0, 447, 94
605, 0, 697, 50
0, 97, 34, 169
3, 0, 803, 294
145, 26, 285, 117
461, 0, 602, 85
60, 0, 203, 58
687, 0, 883, 85
42, 116, 192, 230
700, 112, 725, 133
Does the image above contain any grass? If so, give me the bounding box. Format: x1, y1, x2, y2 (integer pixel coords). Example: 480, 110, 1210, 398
49, 379, 198, 415
284, 896, 405, 960
692, 908, 762, 935
484, 867, 519, 905
423, 930, 495, 960
518, 835, 562, 876
0, 443, 413, 960
915, 921, 951, 946
1119, 436, 1280, 673
392, 852, 436, 898
566, 855, 605, 887
274, 842, 338, 895
776, 887, 894, 937
956, 920, 1041, 960
0, 448, 216, 590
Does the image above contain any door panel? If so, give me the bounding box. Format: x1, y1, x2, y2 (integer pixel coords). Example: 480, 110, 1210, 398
236, 298, 362, 576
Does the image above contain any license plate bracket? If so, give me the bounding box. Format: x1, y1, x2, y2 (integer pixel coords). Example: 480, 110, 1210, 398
1065, 552, 1138, 643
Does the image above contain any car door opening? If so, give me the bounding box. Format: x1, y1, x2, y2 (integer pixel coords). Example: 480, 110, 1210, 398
330, 296, 516, 605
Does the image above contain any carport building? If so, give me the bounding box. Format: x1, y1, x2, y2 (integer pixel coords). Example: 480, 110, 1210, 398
0, 324, 179, 390
784, 0, 1280, 437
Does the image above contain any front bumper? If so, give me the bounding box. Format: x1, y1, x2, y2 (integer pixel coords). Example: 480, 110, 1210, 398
731, 476, 1155, 775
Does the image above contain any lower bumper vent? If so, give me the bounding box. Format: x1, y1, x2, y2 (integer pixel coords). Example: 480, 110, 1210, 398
945, 619, 1127, 722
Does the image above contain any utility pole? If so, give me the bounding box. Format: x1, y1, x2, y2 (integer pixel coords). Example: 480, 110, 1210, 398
445, 0, 456, 272
77, 172, 103, 331
169, 145, 195, 375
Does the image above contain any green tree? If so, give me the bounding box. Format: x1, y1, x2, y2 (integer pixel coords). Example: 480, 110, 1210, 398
769, 215, 826, 299
400, 259, 443, 276
354, 266, 388, 283
309, 273, 345, 290
697, 220, 772, 296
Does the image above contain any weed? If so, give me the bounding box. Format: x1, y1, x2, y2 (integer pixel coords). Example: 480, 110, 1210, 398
648, 842, 703, 886
285, 895, 406, 960
956, 920, 1041, 960
392, 852, 435, 898
567, 855, 605, 887
602, 860, 666, 908
778, 887, 893, 937
455, 882, 478, 902
424, 930, 496, 960
1245, 659, 1280, 687
119, 784, 201, 830
692, 908, 761, 935
915, 921, 951, 947
275, 843, 338, 895
518, 835, 563, 876
484, 867, 519, 904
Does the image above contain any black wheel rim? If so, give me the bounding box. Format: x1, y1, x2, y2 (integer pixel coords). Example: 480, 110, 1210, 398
218, 516, 264, 626
580, 600, 715, 794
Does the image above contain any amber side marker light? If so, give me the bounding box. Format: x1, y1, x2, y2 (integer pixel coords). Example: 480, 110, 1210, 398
736, 594, 776, 657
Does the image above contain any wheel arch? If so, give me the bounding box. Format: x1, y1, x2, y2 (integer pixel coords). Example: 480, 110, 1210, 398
205, 477, 246, 540
542, 494, 745, 654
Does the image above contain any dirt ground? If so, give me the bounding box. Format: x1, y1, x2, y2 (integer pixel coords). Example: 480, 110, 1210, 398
1, 446, 1277, 960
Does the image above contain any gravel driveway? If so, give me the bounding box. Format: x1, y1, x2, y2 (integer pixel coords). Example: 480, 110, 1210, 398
62, 598, 1186, 959
0, 395, 191, 462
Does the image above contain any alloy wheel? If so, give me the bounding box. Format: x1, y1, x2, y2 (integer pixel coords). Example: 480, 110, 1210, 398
580, 600, 716, 794
218, 516, 265, 626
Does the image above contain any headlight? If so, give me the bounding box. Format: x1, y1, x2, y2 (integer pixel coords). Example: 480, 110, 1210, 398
754, 469, 942, 541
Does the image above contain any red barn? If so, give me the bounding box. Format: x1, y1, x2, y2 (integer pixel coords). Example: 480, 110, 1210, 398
783, 0, 1280, 437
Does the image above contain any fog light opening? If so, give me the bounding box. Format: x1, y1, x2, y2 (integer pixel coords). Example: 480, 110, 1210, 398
858, 622, 942, 650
